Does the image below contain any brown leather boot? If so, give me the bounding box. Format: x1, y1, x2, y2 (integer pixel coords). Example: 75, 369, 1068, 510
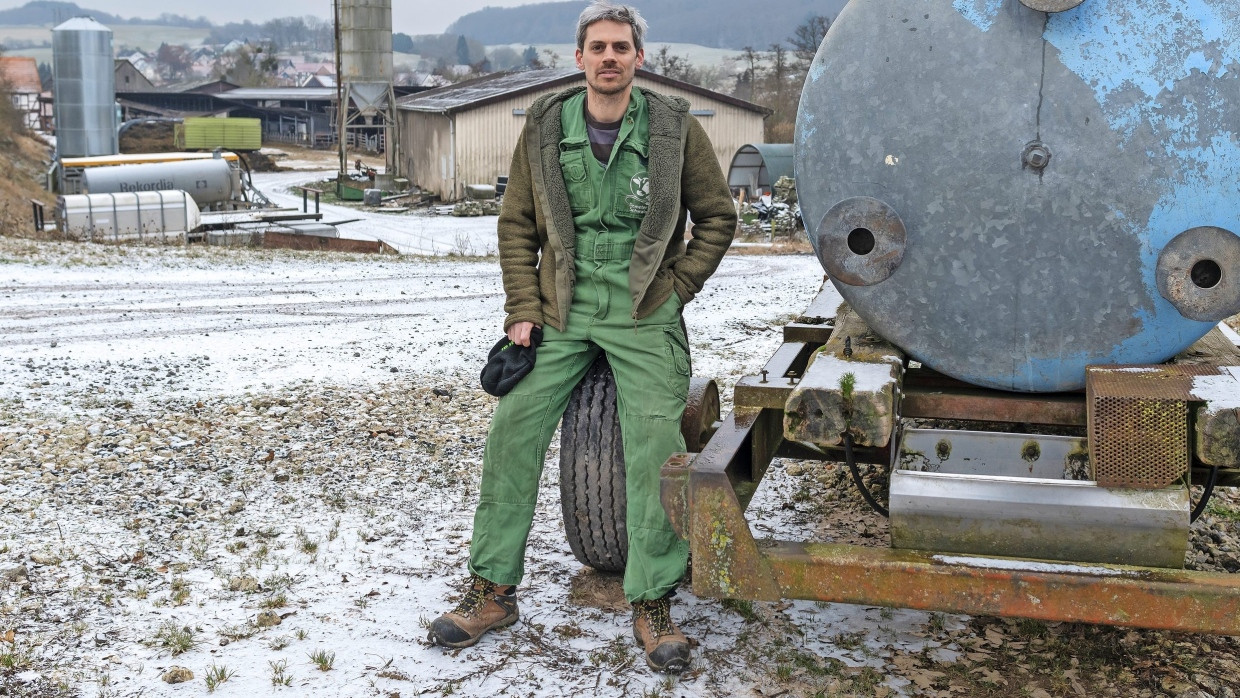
428, 574, 518, 648
632, 597, 691, 673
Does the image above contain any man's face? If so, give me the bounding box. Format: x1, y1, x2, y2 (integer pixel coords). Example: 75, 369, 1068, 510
575, 19, 644, 97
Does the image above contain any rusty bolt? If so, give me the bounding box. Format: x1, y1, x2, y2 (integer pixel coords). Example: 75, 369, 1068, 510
1023, 141, 1052, 170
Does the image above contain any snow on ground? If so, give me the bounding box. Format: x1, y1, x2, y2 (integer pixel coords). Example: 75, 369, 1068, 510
1, 228, 973, 698
3, 168, 1238, 698
256, 170, 501, 256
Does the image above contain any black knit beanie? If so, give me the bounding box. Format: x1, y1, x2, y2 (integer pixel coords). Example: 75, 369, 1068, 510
480, 326, 543, 397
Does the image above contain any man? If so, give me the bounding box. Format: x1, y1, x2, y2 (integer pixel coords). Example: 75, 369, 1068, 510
428, 1, 737, 674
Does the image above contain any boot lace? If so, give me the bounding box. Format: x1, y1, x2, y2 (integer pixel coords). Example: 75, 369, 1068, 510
637, 599, 675, 637
452, 574, 497, 617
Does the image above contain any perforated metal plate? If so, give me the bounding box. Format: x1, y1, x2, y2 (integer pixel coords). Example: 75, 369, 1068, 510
1085, 365, 1219, 489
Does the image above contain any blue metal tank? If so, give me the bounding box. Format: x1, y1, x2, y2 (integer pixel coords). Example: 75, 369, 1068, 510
796, 0, 1240, 392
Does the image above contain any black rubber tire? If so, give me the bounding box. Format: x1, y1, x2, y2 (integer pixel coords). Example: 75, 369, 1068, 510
559, 355, 628, 573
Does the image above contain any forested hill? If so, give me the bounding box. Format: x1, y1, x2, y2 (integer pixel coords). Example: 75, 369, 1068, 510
446, 0, 849, 50
0, 0, 209, 26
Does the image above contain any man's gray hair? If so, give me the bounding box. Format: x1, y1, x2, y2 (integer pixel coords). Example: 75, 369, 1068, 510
576, 2, 648, 51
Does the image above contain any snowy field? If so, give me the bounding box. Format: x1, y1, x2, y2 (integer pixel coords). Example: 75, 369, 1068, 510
2, 167, 1238, 698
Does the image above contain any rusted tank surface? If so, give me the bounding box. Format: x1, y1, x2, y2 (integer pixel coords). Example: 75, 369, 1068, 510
796, 0, 1240, 392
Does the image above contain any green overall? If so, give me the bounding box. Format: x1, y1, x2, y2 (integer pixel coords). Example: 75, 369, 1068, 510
469, 89, 691, 602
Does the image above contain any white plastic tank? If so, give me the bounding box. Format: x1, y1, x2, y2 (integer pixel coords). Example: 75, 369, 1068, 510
57, 190, 201, 241
52, 17, 118, 158
81, 159, 240, 205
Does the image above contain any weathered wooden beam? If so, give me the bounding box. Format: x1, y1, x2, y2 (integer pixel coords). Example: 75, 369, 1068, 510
784, 303, 904, 448
782, 281, 837, 345
1175, 327, 1240, 468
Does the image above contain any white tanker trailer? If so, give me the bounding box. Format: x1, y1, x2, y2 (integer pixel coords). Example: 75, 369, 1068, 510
81, 158, 241, 207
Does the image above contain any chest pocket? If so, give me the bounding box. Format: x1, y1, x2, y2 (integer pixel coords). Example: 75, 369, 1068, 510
613, 139, 650, 221
558, 144, 594, 214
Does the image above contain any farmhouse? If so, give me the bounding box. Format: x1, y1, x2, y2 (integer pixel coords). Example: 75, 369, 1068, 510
0, 56, 42, 130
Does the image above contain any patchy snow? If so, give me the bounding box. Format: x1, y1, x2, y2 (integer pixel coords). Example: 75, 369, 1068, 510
799, 353, 902, 392
6, 169, 1237, 698
1190, 366, 1240, 408
1, 229, 974, 698
256, 170, 502, 256
1219, 322, 1240, 345
931, 556, 1132, 577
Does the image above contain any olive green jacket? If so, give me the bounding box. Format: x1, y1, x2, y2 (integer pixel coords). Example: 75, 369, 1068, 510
497, 86, 738, 332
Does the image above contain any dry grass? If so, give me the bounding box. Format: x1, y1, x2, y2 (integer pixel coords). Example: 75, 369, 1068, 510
0, 120, 54, 238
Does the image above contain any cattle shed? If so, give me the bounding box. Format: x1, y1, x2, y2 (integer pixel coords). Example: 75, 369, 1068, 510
397, 67, 769, 201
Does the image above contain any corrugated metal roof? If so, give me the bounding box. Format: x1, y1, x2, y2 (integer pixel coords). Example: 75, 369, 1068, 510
397, 68, 579, 114
728, 143, 794, 190
0, 57, 41, 93
397, 67, 769, 116
221, 87, 337, 101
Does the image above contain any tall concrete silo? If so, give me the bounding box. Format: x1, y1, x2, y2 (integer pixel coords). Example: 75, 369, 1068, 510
52, 17, 118, 158
335, 0, 399, 175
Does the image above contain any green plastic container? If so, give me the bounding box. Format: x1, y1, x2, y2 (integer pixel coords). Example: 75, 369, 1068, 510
176, 118, 262, 152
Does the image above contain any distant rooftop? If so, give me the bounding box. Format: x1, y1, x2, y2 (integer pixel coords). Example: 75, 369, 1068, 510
221, 87, 337, 102
397, 68, 579, 114
397, 67, 769, 116
0, 56, 41, 93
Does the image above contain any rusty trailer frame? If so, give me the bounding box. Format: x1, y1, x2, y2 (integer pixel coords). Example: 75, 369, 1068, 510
660, 289, 1240, 635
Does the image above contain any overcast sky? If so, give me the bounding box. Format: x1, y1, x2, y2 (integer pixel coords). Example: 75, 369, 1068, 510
0, 0, 555, 35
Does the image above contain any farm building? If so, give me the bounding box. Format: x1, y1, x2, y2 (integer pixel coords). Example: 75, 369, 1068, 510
397, 67, 769, 201
114, 59, 156, 93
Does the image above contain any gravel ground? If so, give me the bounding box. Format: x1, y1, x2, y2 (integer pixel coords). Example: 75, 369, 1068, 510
2, 235, 1240, 698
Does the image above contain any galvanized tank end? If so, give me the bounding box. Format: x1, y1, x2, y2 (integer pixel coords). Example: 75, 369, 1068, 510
1156, 226, 1240, 323
814, 196, 906, 287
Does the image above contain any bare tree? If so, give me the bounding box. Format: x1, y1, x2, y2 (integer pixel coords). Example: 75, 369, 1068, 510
765, 43, 794, 142
645, 45, 700, 85
155, 43, 193, 81
733, 46, 760, 102
789, 15, 832, 67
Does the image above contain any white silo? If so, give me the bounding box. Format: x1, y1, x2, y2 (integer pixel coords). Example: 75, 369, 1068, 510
52, 17, 118, 158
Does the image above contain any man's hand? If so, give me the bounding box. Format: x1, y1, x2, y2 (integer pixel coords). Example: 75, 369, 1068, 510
507, 321, 539, 347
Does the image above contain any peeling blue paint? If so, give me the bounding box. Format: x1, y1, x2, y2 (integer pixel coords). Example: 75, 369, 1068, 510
1047, 0, 1239, 134
808, 60, 828, 83
953, 0, 1005, 32
1019, 0, 1240, 391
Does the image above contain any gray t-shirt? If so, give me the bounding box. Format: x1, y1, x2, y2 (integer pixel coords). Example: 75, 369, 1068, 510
585, 104, 622, 164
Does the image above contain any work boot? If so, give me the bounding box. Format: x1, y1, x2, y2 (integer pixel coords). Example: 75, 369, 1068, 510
427, 574, 518, 648
632, 597, 691, 673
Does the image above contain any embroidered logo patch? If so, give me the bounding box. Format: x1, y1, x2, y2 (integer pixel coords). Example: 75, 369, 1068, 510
624, 172, 650, 216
